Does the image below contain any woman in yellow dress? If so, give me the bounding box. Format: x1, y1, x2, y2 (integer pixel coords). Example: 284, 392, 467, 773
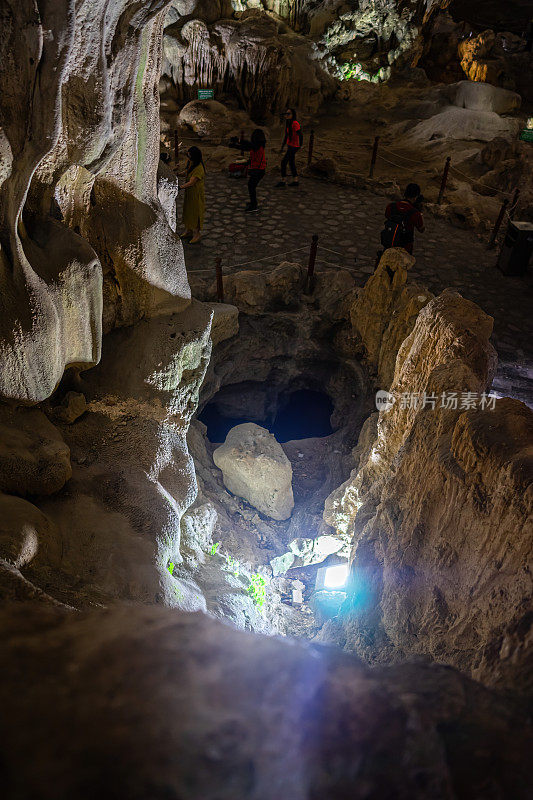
180, 146, 205, 244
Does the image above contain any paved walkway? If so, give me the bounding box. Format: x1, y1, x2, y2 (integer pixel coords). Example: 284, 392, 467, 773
178, 172, 533, 406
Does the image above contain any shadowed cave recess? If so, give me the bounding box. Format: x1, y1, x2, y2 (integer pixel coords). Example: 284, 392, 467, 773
0, 0, 532, 797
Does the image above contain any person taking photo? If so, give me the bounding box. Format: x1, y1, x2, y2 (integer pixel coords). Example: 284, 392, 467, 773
229, 129, 267, 212
382, 183, 425, 255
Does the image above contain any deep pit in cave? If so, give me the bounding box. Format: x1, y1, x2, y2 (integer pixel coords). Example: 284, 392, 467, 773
183, 307, 373, 640
1, 0, 533, 796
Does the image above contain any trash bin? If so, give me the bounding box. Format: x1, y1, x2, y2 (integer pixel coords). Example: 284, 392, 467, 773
497, 220, 533, 277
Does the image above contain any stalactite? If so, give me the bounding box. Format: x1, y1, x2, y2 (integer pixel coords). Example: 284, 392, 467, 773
162, 11, 335, 117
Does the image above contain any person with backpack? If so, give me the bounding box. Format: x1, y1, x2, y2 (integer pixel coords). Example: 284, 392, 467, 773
229, 129, 267, 212
276, 108, 302, 188
382, 183, 425, 255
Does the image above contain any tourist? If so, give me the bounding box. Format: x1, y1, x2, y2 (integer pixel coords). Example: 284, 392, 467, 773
180, 146, 205, 244
276, 108, 302, 188
229, 129, 267, 212
382, 183, 425, 255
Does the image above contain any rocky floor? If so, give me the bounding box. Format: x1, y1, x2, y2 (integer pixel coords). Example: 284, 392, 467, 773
179, 170, 533, 406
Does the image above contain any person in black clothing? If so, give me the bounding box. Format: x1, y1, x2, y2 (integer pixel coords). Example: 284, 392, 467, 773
230, 129, 267, 212
276, 108, 302, 188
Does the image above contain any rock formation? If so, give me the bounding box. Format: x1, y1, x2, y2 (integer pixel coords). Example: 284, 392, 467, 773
324, 261, 533, 694
458, 28, 533, 103
1, 602, 531, 800
161, 8, 337, 120
421, 12, 533, 103
0, 0, 190, 403
214, 422, 295, 519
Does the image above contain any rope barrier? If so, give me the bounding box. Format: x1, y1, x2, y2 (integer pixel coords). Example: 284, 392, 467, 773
187, 245, 309, 275
380, 146, 431, 166
317, 245, 347, 257
448, 165, 514, 197
227, 246, 307, 270
316, 257, 353, 270
311, 133, 516, 200
375, 153, 409, 169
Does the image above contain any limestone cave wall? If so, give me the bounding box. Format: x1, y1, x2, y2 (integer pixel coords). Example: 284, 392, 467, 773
323, 249, 533, 694
0, 0, 219, 613
0, 0, 190, 404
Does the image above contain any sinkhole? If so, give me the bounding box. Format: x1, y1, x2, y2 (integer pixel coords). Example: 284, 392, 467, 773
198, 387, 335, 444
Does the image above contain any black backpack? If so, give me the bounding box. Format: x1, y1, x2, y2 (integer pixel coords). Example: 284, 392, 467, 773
381, 203, 416, 249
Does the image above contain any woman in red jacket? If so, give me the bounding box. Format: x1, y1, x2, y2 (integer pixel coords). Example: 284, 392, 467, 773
230, 128, 267, 212
276, 108, 302, 188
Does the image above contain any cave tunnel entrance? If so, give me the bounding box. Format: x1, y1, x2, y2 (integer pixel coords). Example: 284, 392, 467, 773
198, 386, 335, 444
272, 389, 334, 442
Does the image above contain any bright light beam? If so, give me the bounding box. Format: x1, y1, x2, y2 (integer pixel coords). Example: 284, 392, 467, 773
323, 564, 349, 590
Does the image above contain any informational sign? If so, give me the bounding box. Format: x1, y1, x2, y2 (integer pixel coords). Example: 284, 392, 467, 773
519, 129, 533, 143
198, 89, 214, 100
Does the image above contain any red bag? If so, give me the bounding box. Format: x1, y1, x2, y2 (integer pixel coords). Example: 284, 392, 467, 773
228, 160, 248, 178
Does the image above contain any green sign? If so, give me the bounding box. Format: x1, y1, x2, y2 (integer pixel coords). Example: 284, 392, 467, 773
519, 129, 533, 143
198, 89, 214, 100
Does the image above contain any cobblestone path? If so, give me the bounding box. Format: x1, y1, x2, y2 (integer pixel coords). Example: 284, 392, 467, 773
178, 171, 533, 406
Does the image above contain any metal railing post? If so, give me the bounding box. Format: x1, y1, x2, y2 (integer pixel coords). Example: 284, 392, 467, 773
489, 198, 509, 248
438, 156, 451, 204
305, 234, 319, 294
369, 136, 380, 178
215, 257, 224, 302
307, 129, 315, 167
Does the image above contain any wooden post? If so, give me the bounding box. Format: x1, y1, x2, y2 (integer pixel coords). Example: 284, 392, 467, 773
305, 234, 319, 294
488, 198, 509, 248
174, 130, 179, 168
438, 156, 451, 204
307, 129, 315, 167
240, 130, 245, 157
215, 257, 224, 303
369, 136, 380, 178
509, 188, 520, 220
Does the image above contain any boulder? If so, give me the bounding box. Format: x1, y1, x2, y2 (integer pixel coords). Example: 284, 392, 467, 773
215, 262, 303, 313
0, 408, 71, 496
213, 423, 294, 520
0, 494, 59, 569
178, 99, 234, 138
452, 80, 521, 115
